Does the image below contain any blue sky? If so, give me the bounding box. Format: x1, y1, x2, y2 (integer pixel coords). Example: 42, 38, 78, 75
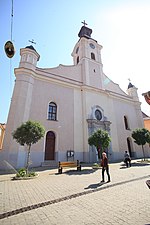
1, 0, 150, 123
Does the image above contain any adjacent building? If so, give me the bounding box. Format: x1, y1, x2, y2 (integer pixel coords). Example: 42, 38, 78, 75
0, 123, 6, 150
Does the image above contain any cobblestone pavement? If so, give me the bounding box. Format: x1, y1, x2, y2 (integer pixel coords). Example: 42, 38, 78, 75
0, 160, 150, 225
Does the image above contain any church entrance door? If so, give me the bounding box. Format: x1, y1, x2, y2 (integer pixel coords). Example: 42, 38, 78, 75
45, 131, 55, 160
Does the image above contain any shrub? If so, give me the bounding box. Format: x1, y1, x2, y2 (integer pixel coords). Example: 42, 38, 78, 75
16, 168, 36, 178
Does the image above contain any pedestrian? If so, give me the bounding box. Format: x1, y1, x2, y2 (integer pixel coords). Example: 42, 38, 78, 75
100, 152, 111, 183
124, 151, 131, 167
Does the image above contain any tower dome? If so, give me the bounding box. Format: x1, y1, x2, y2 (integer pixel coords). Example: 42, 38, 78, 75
128, 82, 134, 89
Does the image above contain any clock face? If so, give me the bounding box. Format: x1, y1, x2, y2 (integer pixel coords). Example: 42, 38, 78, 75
89, 43, 95, 49
95, 109, 102, 121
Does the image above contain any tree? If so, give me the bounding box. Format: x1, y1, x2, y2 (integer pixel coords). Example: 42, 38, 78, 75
145, 131, 150, 144
88, 129, 111, 159
12, 120, 45, 173
131, 128, 150, 160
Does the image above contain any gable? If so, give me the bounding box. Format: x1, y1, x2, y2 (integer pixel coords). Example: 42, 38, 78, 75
103, 73, 127, 96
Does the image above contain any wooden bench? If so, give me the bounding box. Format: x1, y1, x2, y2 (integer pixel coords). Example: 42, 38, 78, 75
58, 160, 81, 174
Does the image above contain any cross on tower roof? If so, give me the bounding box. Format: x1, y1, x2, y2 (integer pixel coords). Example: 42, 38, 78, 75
81, 20, 88, 26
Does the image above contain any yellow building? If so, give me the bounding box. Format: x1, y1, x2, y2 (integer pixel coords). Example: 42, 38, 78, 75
142, 112, 150, 131
0, 123, 6, 150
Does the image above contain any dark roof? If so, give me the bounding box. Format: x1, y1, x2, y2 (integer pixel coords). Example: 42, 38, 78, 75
25, 45, 36, 52
128, 82, 134, 89
78, 26, 92, 39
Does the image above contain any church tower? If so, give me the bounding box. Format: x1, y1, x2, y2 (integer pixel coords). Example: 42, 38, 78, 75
127, 81, 139, 101
71, 22, 104, 89
1, 45, 40, 168
19, 45, 40, 70
127, 81, 143, 128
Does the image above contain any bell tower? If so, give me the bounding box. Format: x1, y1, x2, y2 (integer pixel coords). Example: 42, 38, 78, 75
127, 81, 139, 101
19, 45, 40, 70
71, 21, 104, 89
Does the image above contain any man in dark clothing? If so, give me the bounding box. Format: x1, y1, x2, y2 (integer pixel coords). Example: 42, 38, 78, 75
101, 152, 111, 182
124, 151, 131, 167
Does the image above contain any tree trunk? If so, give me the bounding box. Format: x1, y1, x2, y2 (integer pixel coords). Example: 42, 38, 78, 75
142, 145, 146, 161
26, 145, 31, 174
97, 148, 101, 159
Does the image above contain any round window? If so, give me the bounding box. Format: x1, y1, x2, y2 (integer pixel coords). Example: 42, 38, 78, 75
95, 109, 102, 120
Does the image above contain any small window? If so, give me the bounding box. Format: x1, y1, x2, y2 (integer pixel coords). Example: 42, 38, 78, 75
124, 116, 130, 130
91, 52, 95, 60
76, 47, 79, 54
77, 56, 79, 64
48, 102, 57, 120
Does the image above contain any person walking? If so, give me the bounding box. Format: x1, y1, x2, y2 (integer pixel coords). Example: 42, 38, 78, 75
124, 151, 131, 167
100, 152, 111, 183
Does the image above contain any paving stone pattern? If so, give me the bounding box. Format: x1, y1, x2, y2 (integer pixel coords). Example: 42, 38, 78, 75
0, 161, 150, 225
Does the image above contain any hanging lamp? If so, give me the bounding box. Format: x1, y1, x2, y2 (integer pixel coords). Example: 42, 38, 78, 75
4, 0, 15, 58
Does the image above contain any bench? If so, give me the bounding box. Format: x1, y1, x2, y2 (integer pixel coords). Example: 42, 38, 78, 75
58, 160, 81, 174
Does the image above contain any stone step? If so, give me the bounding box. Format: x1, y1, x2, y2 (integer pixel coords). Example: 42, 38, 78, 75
41, 160, 58, 168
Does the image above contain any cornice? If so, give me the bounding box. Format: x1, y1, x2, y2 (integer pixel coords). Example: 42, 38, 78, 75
14, 67, 83, 89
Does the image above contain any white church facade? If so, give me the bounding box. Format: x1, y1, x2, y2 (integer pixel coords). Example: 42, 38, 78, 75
1, 24, 149, 169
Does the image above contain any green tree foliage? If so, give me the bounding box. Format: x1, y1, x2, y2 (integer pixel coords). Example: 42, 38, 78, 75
145, 131, 150, 146
132, 128, 150, 160
12, 120, 45, 173
88, 129, 111, 159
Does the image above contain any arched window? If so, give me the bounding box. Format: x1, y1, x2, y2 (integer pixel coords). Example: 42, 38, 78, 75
91, 52, 95, 60
48, 102, 57, 120
77, 56, 79, 64
124, 116, 129, 130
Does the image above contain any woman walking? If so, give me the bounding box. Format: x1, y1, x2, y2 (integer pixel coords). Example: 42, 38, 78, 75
101, 152, 111, 183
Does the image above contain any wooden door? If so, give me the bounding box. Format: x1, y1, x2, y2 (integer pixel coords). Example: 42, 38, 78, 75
45, 131, 55, 160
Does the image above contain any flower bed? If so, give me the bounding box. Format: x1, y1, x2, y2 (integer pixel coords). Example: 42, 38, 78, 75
12, 168, 38, 180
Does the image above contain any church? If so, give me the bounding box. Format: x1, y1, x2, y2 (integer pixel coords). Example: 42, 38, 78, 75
1, 23, 149, 169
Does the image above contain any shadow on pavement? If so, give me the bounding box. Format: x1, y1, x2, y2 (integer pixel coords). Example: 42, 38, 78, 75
120, 161, 150, 169
58, 168, 97, 175
146, 180, 150, 189
84, 182, 105, 189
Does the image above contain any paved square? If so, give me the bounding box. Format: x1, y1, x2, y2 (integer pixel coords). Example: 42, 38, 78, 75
0, 160, 150, 225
